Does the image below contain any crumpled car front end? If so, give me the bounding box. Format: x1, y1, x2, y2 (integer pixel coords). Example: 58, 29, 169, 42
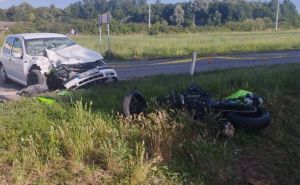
63, 65, 118, 90
49, 60, 118, 90
43, 45, 118, 90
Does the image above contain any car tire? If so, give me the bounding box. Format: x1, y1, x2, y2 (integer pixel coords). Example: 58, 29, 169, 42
123, 91, 147, 117
46, 73, 64, 91
27, 69, 46, 86
227, 107, 271, 131
0, 64, 9, 83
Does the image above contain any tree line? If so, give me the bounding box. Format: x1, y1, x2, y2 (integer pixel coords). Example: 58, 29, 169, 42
0, 0, 299, 34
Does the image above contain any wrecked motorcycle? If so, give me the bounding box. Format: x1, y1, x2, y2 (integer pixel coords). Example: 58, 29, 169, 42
122, 84, 271, 131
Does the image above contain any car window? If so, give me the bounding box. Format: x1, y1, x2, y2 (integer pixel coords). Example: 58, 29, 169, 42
25, 37, 76, 56
3, 37, 14, 55
12, 38, 23, 57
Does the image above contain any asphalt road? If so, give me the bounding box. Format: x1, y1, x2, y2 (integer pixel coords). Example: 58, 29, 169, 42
113, 50, 300, 80
1, 50, 300, 100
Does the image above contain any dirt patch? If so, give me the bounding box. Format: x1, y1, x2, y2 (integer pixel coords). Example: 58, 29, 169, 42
235, 157, 276, 185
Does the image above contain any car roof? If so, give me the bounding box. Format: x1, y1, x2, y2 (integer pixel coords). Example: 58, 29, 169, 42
9, 33, 67, 40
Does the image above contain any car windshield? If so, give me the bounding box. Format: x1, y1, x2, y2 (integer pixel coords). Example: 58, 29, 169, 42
25, 37, 76, 56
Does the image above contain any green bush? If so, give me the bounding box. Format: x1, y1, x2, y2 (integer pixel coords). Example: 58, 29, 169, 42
6, 17, 300, 36
10, 22, 37, 34
225, 18, 273, 31
10, 21, 70, 34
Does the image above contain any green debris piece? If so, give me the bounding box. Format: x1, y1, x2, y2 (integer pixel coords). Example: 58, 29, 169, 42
57, 90, 70, 96
226, 90, 253, 100
37, 97, 56, 105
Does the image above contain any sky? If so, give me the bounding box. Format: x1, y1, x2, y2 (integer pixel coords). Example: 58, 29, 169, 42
0, 0, 299, 12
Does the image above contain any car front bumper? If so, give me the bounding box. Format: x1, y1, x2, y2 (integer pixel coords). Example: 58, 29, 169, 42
64, 67, 118, 90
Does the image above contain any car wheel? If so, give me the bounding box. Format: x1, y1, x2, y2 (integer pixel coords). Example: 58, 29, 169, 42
0, 64, 9, 83
27, 69, 46, 86
46, 73, 64, 91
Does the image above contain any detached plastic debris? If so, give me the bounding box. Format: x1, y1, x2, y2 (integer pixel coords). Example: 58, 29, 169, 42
16, 84, 72, 105
226, 90, 253, 100
226, 90, 264, 106
37, 96, 56, 105
17, 84, 49, 97
37, 90, 71, 105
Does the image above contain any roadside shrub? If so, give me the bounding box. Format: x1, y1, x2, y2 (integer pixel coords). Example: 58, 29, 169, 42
225, 17, 274, 31
148, 23, 160, 35
70, 19, 98, 34
10, 22, 37, 34
6, 17, 299, 35
10, 21, 70, 34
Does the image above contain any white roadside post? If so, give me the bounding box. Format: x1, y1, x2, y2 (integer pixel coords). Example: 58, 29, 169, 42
190, 52, 197, 76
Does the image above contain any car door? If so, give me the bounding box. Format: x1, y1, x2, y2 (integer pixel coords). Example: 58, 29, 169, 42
10, 37, 26, 83
1, 37, 14, 77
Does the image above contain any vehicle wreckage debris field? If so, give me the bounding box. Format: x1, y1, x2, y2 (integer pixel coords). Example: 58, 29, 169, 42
72, 30, 300, 60
0, 64, 299, 184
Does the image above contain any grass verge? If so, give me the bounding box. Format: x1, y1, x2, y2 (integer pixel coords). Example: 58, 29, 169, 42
73, 30, 300, 60
1, 30, 300, 60
0, 64, 299, 184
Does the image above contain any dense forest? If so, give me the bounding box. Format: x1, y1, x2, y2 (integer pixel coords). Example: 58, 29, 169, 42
0, 0, 299, 34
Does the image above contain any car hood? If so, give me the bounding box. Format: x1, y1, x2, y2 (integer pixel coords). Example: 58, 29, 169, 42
55, 44, 104, 64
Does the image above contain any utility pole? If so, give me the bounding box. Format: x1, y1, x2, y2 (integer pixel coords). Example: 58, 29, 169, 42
190, 0, 195, 26
276, 0, 280, 31
148, 1, 151, 29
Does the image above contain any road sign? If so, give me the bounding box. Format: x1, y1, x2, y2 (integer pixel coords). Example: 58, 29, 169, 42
98, 13, 111, 25
98, 12, 112, 57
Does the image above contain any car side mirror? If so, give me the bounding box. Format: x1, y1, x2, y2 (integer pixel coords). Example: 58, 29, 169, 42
12, 51, 22, 58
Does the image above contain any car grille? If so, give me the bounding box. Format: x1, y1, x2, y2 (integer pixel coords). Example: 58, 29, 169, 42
63, 61, 102, 73
78, 73, 105, 85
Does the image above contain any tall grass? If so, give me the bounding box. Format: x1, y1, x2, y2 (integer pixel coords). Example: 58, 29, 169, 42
0, 64, 300, 184
1, 31, 300, 60
73, 30, 300, 60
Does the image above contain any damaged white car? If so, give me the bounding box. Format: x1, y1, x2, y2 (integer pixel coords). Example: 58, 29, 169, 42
0, 33, 118, 90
